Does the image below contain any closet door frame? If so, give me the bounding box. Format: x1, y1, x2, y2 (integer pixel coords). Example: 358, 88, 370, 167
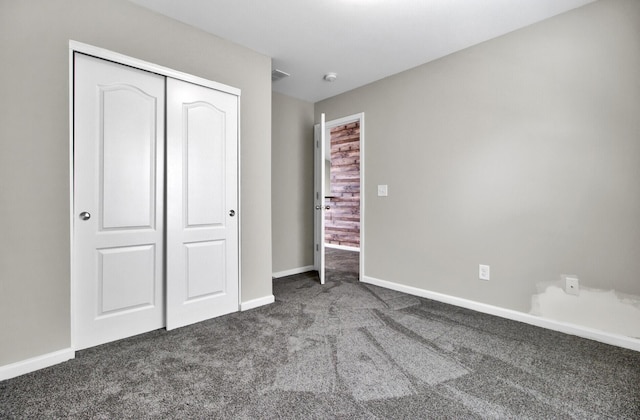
68, 40, 242, 350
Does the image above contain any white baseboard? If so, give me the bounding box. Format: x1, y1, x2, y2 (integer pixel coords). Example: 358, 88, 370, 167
362, 275, 640, 352
0, 348, 75, 382
241, 295, 275, 311
325, 244, 360, 252
272, 265, 315, 279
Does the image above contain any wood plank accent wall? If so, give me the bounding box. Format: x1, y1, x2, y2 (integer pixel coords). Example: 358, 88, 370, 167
325, 122, 360, 248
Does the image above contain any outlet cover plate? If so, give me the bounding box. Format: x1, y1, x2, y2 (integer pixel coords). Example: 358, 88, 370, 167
564, 275, 579, 296
377, 185, 388, 197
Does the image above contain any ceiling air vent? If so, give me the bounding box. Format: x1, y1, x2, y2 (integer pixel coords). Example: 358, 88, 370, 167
271, 69, 290, 82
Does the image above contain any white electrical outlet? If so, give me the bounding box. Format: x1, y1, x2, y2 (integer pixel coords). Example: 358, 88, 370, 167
479, 264, 490, 281
564, 275, 579, 296
377, 185, 388, 197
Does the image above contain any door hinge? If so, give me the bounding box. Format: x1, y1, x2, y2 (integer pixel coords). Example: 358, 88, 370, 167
316, 244, 319, 251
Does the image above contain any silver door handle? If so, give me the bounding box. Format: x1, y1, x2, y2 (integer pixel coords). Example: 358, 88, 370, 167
79, 211, 91, 220
325, 206, 330, 210
315, 205, 322, 210
229, 210, 236, 217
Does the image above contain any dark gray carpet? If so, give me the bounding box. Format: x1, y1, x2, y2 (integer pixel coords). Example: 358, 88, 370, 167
1, 251, 639, 419
325, 247, 359, 274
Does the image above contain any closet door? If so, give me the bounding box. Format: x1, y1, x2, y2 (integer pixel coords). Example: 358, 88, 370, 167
166, 78, 239, 330
73, 53, 165, 349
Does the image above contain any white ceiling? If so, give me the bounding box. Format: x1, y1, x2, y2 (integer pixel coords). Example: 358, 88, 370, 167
129, 0, 595, 103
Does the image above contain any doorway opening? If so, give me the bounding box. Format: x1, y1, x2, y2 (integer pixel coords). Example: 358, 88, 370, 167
324, 121, 360, 280
314, 113, 364, 284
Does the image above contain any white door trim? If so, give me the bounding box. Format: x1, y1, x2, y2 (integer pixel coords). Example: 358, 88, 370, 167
69, 41, 240, 96
69, 40, 242, 351
321, 112, 365, 282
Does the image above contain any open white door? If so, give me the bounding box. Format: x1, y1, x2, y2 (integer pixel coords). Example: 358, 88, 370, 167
314, 114, 327, 284
166, 78, 239, 330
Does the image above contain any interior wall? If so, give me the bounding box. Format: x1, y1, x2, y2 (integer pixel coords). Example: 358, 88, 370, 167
271, 92, 315, 274
0, 0, 272, 366
315, 0, 640, 337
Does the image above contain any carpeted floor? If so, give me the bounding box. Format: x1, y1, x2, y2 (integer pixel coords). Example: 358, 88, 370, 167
1, 250, 639, 419
325, 247, 359, 274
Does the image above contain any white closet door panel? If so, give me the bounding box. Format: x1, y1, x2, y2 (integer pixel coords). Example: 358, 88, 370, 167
166, 78, 239, 330
74, 53, 165, 350
185, 104, 225, 227
101, 86, 157, 230
185, 241, 226, 300
98, 245, 156, 314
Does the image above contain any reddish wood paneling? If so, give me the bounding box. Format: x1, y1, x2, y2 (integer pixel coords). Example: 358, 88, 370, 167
325, 122, 360, 248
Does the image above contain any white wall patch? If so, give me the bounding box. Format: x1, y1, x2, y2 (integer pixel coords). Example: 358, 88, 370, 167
531, 285, 640, 338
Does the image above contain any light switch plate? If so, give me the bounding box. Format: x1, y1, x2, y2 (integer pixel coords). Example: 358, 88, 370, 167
479, 264, 490, 281
377, 185, 388, 197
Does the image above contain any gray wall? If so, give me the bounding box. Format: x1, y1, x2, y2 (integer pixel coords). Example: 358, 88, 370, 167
315, 0, 640, 326
0, 0, 272, 366
272, 93, 315, 274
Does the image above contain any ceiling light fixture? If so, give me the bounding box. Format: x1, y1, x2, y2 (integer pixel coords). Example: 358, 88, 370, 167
323, 72, 338, 82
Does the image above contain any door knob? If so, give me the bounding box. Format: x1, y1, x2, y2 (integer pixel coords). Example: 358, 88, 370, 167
325, 206, 331, 210
315, 205, 322, 210
229, 210, 236, 217
79, 211, 91, 220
